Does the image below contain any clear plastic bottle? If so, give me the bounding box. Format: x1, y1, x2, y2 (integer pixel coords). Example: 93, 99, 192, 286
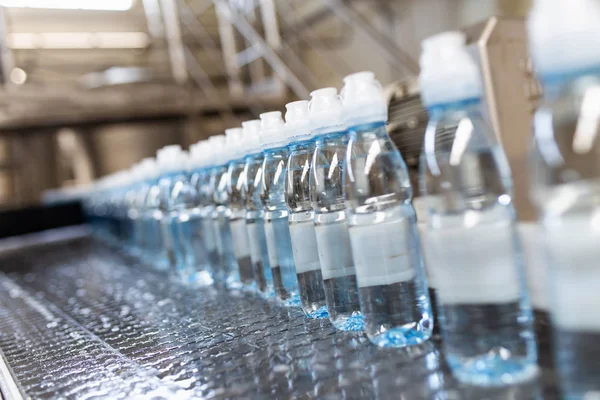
225, 128, 254, 289
419, 32, 537, 386
242, 120, 275, 298
156, 146, 200, 282
190, 141, 220, 276
342, 71, 433, 347
260, 111, 300, 306
111, 171, 132, 246
189, 142, 217, 284
210, 135, 241, 288
309, 88, 364, 331
284, 100, 328, 318
124, 168, 140, 253
141, 159, 170, 271
528, 0, 600, 396
131, 159, 156, 256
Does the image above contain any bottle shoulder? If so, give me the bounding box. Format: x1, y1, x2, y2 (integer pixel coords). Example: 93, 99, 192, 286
532, 77, 600, 209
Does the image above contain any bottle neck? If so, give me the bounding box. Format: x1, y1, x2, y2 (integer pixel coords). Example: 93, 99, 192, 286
315, 129, 348, 146
288, 138, 315, 153
245, 152, 264, 164
347, 120, 387, 141
159, 170, 188, 181
540, 65, 600, 92
264, 145, 289, 158
426, 97, 482, 118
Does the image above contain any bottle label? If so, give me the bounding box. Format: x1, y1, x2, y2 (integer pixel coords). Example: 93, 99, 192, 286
518, 222, 547, 311
424, 219, 521, 305
264, 219, 279, 268
201, 218, 216, 251
417, 222, 438, 289
161, 218, 175, 249
315, 221, 356, 280
413, 197, 438, 289
289, 220, 321, 274
213, 219, 223, 253
246, 221, 262, 264
545, 215, 600, 331
230, 218, 251, 259
350, 219, 416, 287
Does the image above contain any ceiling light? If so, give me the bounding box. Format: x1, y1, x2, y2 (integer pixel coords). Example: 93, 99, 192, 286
8, 32, 149, 49
0, 0, 133, 11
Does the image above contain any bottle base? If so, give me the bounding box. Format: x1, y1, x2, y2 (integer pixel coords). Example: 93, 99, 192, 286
447, 354, 539, 387
226, 276, 243, 290
259, 286, 276, 299
331, 313, 365, 331
282, 293, 301, 307
188, 270, 214, 286
368, 327, 431, 348
303, 305, 329, 319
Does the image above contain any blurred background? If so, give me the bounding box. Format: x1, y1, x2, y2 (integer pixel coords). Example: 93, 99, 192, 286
0, 0, 532, 209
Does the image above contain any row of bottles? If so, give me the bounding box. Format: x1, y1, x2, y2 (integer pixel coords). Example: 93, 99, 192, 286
76, 1, 600, 394
82, 55, 536, 390
528, 0, 600, 398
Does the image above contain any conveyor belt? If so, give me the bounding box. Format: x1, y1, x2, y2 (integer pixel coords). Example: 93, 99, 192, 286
0, 228, 558, 399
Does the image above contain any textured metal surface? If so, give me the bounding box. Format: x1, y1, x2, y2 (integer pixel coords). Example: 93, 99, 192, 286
0, 229, 558, 399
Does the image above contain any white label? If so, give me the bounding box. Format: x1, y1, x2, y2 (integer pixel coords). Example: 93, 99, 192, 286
350, 219, 416, 287
213, 219, 223, 253
202, 218, 216, 251
518, 222, 547, 311
264, 219, 279, 268
246, 222, 262, 264
412, 197, 428, 223
425, 219, 521, 305
230, 218, 251, 259
315, 221, 356, 280
417, 222, 439, 289
289, 220, 321, 274
161, 218, 174, 248
413, 197, 437, 289
545, 215, 600, 331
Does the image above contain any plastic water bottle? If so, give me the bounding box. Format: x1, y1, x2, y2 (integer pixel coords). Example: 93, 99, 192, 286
130, 160, 159, 265
111, 171, 132, 246
210, 135, 241, 287
260, 111, 300, 306
241, 120, 275, 297
124, 169, 140, 253
190, 141, 220, 276
156, 146, 201, 282
225, 127, 255, 289
342, 71, 433, 347
142, 160, 170, 271
309, 88, 364, 331
419, 32, 537, 386
130, 158, 156, 256
284, 100, 328, 318
529, 0, 600, 396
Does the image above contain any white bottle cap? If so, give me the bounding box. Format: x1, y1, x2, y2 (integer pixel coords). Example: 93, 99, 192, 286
225, 127, 244, 161
138, 157, 159, 180
189, 143, 199, 167
242, 119, 262, 155
341, 71, 387, 127
130, 162, 142, 183
284, 100, 311, 140
528, 0, 600, 81
259, 111, 286, 150
156, 144, 186, 174
208, 135, 227, 166
309, 87, 346, 135
419, 31, 483, 107
189, 141, 206, 169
